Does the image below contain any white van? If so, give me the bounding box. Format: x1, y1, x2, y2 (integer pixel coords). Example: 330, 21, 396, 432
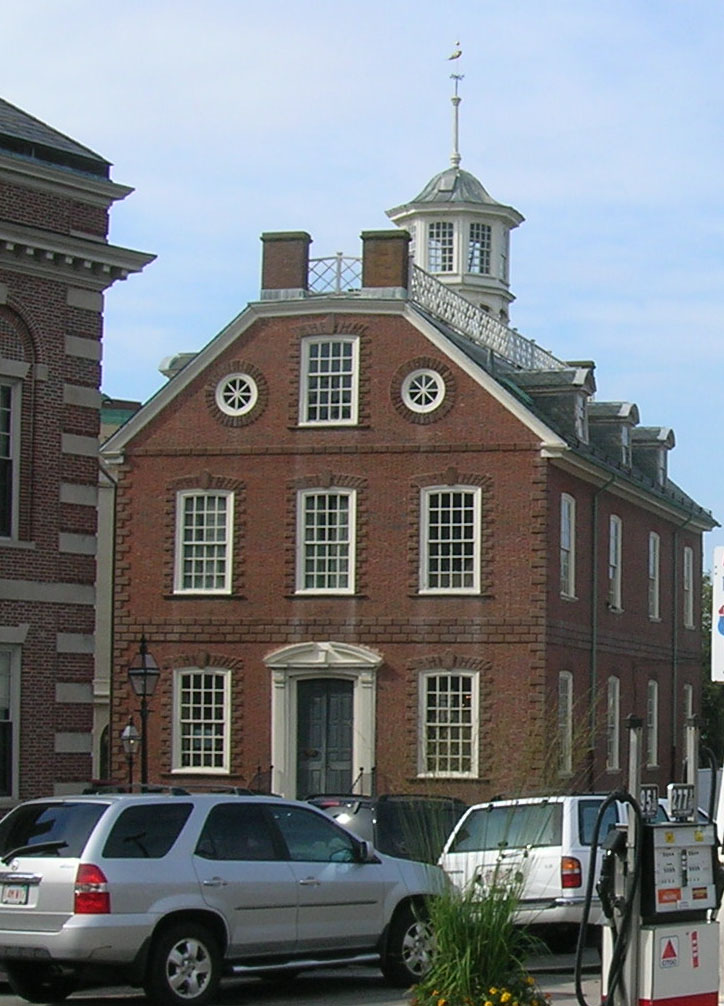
439, 794, 667, 939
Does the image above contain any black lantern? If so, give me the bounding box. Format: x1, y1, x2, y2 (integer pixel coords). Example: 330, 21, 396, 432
120, 718, 140, 790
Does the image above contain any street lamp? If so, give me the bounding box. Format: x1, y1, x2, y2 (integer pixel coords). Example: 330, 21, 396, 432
127, 636, 160, 788
120, 718, 140, 790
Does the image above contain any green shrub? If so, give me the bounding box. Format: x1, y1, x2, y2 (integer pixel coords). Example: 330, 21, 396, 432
411, 876, 547, 1006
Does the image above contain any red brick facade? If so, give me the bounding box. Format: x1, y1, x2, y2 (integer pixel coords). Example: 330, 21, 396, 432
105, 232, 713, 802
0, 98, 152, 802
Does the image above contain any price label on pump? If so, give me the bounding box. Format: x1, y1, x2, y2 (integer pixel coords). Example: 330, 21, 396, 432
640, 784, 659, 821
667, 783, 695, 820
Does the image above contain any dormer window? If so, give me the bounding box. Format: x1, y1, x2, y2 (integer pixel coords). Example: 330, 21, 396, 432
467, 223, 491, 275
428, 222, 454, 273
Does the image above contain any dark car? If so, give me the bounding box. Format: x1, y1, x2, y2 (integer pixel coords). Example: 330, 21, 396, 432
308, 793, 467, 863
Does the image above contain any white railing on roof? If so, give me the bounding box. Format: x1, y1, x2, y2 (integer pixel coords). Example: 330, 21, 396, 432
305, 254, 565, 372
409, 265, 565, 372
309, 254, 362, 294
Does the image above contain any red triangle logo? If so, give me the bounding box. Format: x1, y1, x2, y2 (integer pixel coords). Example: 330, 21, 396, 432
662, 940, 677, 960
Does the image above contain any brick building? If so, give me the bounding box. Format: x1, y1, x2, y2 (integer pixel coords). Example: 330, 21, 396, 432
102, 136, 714, 799
0, 98, 153, 801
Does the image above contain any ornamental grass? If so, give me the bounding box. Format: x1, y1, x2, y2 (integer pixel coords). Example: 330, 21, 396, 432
410, 877, 548, 1006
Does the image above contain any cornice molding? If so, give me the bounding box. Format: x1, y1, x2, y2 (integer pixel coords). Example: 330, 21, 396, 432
0, 151, 132, 207
0, 219, 155, 290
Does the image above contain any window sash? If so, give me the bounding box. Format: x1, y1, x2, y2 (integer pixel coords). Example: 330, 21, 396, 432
419, 672, 478, 777
174, 491, 233, 594
646, 680, 658, 767
300, 337, 358, 425
560, 495, 575, 597
421, 487, 481, 593
608, 516, 622, 609
683, 546, 694, 627
297, 490, 355, 593
558, 671, 573, 775
648, 532, 660, 619
174, 669, 230, 772
0, 381, 17, 539
467, 222, 491, 274
428, 222, 454, 273
606, 676, 620, 771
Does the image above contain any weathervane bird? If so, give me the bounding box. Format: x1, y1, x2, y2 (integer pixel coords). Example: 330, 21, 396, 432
448, 42, 462, 60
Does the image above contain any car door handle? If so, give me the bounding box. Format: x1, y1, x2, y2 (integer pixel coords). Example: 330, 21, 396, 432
202, 877, 227, 887
299, 877, 321, 886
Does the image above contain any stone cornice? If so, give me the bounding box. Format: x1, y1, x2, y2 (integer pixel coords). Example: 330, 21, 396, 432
0, 220, 155, 290
0, 151, 132, 208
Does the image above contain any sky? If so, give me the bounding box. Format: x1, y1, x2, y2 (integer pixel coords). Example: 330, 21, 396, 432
5, 0, 724, 565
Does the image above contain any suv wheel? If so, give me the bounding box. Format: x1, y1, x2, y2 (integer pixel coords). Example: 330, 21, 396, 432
6, 963, 78, 1003
145, 922, 221, 1006
381, 903, 433, 987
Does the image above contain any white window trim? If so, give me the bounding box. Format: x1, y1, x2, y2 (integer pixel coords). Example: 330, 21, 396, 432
215, 372, 258, 417
560, 493, 576, 598
418, 669, 479, 779
296, 488, 356, 595
427, 220, 455, 274
608, 515, 623, 610
558, 671, 573, 776
606, 675, 620, 771
173, 489, 234, 595
0, 377, 21, 541
0, 646, 20, 802
419, 485, 482, 595
683, 546, 695, 629
648, 532, 660, 620
299, 335, 360, 427
172, 667, 231, 774
683, 682, 694, 721
646, 679, 659, 768
401, 369, 445, 414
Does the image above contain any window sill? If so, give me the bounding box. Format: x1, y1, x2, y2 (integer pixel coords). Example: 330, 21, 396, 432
166, 592, 240, 600
606, 603, 624, 614
648, 616, 662, 623
560, 592, 578, 602
0, 537, 36, 550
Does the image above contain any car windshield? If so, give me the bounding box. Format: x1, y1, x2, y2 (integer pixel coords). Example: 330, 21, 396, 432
0, 801, 108, 859
448, 803, 563, 852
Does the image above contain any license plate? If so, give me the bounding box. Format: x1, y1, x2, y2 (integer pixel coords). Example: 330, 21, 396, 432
1, 884, 28, 905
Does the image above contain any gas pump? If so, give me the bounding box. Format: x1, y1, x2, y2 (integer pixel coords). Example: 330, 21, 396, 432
575, 715, 722, 1006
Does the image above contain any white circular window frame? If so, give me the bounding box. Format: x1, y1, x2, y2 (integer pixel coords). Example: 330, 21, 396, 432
401, 368, 446, 414
215, 372, 259, 417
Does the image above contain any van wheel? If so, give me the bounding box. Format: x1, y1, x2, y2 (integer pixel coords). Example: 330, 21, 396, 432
145, 922, 221, 1006
381, 903, 433, 987
6, 963, 78, 1003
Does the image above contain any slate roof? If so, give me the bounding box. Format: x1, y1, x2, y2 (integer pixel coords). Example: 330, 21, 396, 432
0, 97, 110, 178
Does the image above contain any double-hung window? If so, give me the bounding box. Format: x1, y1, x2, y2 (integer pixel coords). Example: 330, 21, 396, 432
0, 380, 18, 539
468, 222, 491, 274
420, 486, 481, 593
560, 494, 576, 598
606, 676, 620, 771
428, 222, 454, 273
300, 336, 359, 425
297, 489, 355, 593
0, 648, 18, 798
419, 671, 478, 777
173, 669, 230, 772
558, 671, 573, 775
648, 532, 660, 619
683, 546, 694, 628
646, 679, 659, 767
174, 491, 233, 594
608, 515, 622, 610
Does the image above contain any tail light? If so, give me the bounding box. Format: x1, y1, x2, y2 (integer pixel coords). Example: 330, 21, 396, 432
561, 855, 582, 889
74, 864, 110, 914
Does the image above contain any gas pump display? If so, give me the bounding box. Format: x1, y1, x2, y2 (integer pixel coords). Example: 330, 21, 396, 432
641, 823, 718, 921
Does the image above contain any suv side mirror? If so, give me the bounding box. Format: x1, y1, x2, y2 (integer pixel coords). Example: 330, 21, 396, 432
358, 839, 380, 864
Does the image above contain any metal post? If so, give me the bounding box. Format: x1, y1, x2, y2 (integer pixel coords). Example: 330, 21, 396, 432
619, 714, 643, 1006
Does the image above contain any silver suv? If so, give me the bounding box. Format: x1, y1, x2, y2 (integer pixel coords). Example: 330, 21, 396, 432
0, 792, 444, 1004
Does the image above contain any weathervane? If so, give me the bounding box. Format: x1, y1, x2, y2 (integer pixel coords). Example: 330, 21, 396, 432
447, 42, 464, 168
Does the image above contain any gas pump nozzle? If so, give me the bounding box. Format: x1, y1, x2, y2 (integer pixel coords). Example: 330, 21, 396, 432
597, 827, 627, 921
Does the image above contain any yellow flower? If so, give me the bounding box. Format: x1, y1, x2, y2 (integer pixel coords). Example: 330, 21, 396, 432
484, 1001, 493, 1006
437, 999, 446, 1006
489, 989, 498, 996
501, 994, 512, 1003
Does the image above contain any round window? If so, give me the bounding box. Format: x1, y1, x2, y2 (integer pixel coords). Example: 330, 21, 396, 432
215, 373, 258, 416
401, 369, 446, 414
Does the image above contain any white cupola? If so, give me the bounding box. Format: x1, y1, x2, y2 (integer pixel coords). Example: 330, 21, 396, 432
386, 75, 523, 323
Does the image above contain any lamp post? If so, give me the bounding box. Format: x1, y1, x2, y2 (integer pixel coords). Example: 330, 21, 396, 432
127, 636, 160, 789
120, 718, 140, 790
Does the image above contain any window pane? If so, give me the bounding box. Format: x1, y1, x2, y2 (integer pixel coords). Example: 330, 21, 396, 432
425, 490, 478, 590
179, 493, 230, 592
428, 222, 454, 272
423, 674, 474, 776
178, 671, 228, 769
300, 492, 352, 591
103, 804, 193, 858
468, 222, 491, 274
304, 340, 355, 423
195, 803, 278, 861
0, 384, 13, 537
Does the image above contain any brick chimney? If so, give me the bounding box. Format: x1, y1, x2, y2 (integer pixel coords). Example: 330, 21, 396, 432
260, 231, 311, 299
360, 230, 410, 296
